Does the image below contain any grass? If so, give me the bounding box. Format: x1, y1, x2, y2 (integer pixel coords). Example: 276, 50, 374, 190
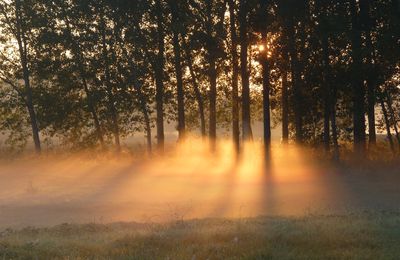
1, 212, 400, 259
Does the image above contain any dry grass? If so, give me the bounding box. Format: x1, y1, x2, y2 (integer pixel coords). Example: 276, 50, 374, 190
1, 212, 400, 259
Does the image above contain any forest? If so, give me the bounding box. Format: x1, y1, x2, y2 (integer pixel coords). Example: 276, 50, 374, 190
1, 1, 400, 258
0, 0, 398, 158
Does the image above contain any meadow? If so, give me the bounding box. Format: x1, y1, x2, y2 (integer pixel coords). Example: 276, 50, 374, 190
1, 212, 400, 259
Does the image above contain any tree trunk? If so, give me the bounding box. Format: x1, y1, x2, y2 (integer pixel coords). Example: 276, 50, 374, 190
385, 90, 400, 150
260, 0, 271, 150
239, 0, 252, 141
350, 0, 366, 156
286, 15, 303, 143
360, 0, 376, 146
261, 56, 271, 150
331, 81, 340, 161
208, 58, 217, 147
155, 0, 165, 152
15, 0, 41, 154
137, 87, 152, 155
228, 0, 240, 152
281, 51, 289, 143
206, 0, 217, 149
25, 90, 41, 153
366, 62, 376, 146
379, 95, 395, 154
143, 108, 152, 155
320, 3, 331, 151
169, 1, 185, 140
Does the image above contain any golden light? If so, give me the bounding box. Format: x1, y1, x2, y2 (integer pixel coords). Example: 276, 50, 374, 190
258, 43, 273, 58
0, 138, 345, 227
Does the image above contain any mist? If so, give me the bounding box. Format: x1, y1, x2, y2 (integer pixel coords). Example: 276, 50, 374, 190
1, 139, 399, 229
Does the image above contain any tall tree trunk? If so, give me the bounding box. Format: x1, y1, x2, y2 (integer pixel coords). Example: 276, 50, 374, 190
350, 0, 366, 156
281, 51, 289, 143
173, 32, 186, 141
286, 15, 303, 143
206, 0, 217, 149
261, 56, 271, 149
137, 87, 152, 155
239, 0, 252, 141
331, 82, 340, 161
385, 90, 400, 150
208, 57, 217, 147
228, 0, 240, 152
143, 106, 152, 154
320, 2, 331, 151
260, 0, 271, 150
169, 1, 185, 140
322, 34, 331, 151
360, 0, 376, 146
101, 18, 120, 152
155, 0, 165, 152
379, 95, 395, 154
15, 0, 41, 154
366, 62, 376, 146
24, 79, 41, 153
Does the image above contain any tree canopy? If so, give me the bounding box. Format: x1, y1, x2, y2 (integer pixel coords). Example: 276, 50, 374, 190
0, 0, 399, 158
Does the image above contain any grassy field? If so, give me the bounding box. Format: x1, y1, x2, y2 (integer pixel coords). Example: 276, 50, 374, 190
1, 212, 400, 259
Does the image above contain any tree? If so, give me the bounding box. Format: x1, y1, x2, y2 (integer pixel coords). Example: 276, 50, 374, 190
239, 0, 253, 141
228, 0, 240, 152
0, 0, 398, 159
0, 0, 41, 153
279, 0, 305, 143
154, 0, 166, 151
168, 0, 186, 140
258, 0, 271, 150
50, 0, 105, 148
350, 0, 366, 156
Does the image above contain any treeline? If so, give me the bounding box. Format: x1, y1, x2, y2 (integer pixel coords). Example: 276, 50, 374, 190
0, 0, 399, 158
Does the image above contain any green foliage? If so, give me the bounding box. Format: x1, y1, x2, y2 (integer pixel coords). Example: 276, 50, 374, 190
0, 0, 399, 153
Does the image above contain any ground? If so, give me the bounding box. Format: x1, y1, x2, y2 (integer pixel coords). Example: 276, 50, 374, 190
1, 213, 400, 259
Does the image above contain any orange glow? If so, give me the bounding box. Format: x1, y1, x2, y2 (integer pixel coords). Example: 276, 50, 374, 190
0, 139, 351, 227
